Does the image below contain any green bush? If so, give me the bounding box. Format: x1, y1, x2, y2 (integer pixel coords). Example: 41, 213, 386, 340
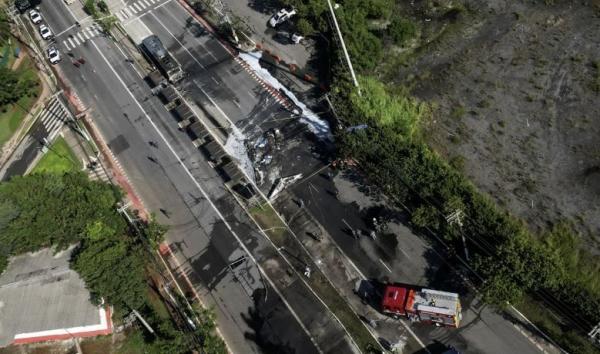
349, 75, 428, 137
296, 18, 314, 36
83, 0, 97, 16
388, 17, 417, 45
97, 0, 108, 13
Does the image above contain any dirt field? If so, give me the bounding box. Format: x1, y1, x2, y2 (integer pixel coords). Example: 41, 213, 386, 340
386, 0, 600, 249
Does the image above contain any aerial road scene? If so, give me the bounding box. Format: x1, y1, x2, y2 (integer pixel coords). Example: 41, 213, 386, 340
0, 0, 598, 353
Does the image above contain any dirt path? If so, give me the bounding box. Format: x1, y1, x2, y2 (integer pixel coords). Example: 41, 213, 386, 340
10, 50, 26, 70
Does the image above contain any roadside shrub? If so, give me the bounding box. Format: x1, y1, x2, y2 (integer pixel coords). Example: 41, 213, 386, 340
349, 75, 428, 138
296, 18, 314, 36
83, 0, 97, 16
388, 17, 417, 45
97, 0, 108, 13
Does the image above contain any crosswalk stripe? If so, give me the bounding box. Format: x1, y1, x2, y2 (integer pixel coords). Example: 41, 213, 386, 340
92, 28, 100, 36
133, 2, 142, 11
116, 12, 125, 21
123, 7, 132, 16
77, 33, 85, 42
47, 118, 63, 133
73, 36, 80, 45
128, 5, 137, 14
82, 30, 90, 40
149, 0, 156, 3
68, 37, 76, 48
39, 110, 52, 125
142, 0, 151, 7
63, 40, 71, 51
138, 1, 147, 9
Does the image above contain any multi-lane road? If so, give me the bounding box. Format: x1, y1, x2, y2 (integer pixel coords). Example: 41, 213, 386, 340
25, 0, 553, 353
34, 1, 318, 353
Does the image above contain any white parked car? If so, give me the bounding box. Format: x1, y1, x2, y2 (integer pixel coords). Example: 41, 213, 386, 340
29, 9, 42, 24
47, 46, 60, 64
39, 24, 53, 40
269, 8, 296, 27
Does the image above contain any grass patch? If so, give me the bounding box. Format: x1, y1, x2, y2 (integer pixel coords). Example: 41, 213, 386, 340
516, 296, 599, 354
249, 203, 287, 244
32, 136, 81, 174
0, 55, 41, 148
0, 39, 18, 69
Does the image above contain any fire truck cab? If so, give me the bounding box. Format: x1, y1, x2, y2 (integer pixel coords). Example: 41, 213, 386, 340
381, 284, 462, 328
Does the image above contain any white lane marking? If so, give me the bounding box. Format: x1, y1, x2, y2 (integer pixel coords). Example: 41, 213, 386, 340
77, 32, 85, 42
161, 4, 219, 61
58, 0, 79, 23
210, 76, 219, 85
149, 12, 205, 70
133, 2, 142, 11
128, 5, 138, 14
54, 24, 76, 38
232, 100, 241, 109
89, 39, 321, 353
378, 258, 392, 273
154, 0, 171, 10
398, 246, 412, 260
72, 36, 80, 46
247, 91, 255, 99
63, 40, 71, 51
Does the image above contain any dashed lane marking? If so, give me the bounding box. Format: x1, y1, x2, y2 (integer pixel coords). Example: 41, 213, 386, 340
378, 258, 392, 273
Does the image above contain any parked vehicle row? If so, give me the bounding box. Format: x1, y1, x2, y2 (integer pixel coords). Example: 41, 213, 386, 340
25, 8, 61, 64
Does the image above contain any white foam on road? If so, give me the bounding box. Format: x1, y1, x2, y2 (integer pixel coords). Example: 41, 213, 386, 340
224, 126, 256, 183
238, 52, 333, 141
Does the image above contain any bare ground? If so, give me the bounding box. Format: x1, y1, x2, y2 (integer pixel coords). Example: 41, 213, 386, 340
387, 0, 600, 250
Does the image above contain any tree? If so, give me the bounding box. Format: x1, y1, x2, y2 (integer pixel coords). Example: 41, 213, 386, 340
71, 224, 148, 315
0, 68, 36, 106
0, 11, 12, 44
0, 173, 123, 254
388, 17, 417, 45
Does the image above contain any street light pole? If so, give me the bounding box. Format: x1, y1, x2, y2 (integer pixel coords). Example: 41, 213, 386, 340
327, 0, 360, 95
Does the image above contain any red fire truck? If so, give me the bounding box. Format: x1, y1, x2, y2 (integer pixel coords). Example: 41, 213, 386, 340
381, 284, 462, 328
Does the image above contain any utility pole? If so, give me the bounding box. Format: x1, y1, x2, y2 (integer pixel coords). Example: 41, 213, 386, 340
327, 0, 360, 94
132, 309, 155, 334
446, 209, 469, 261
590, 322, 600, 345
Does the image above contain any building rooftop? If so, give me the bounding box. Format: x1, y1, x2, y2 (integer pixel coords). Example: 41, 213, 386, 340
0, 247, 112, 347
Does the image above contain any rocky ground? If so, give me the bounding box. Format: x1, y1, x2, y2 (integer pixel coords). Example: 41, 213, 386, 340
388, 0, 600, 250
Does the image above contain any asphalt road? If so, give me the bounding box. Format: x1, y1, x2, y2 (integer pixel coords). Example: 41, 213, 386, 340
290, 166, 547, 354
32, 1, 350, 353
